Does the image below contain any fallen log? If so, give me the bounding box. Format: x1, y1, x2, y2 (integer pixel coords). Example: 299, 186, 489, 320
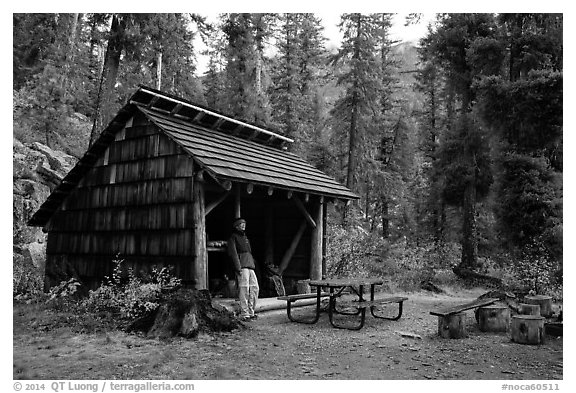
452, 266, 502, 287
420, 281, 444, 294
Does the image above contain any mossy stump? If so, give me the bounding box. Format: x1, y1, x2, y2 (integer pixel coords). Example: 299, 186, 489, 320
511, 315, 545, 345
524, 295, 553, 318
438, 312, 467, 339
478, 305, 510, 332
519, 303, 541, 316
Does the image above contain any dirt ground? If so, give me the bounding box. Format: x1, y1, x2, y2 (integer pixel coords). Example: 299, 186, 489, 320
13, 288, 563, 380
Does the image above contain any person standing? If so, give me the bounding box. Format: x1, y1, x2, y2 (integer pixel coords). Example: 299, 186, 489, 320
227, 218, 259, 321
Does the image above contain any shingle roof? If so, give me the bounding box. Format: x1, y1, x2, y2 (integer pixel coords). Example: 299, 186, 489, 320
28, 87, 358, 227
139, 106, 357, 199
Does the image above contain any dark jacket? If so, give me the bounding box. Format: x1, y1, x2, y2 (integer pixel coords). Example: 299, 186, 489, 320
227, 230, 256, 272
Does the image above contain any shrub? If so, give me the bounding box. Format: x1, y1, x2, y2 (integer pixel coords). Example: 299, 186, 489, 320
13, 254, 44, 298
501, 239, 563, 300
325, 222, 465, 292
83, 256, 182, 320
45, 278, 82, 310
325, 224, 376, 278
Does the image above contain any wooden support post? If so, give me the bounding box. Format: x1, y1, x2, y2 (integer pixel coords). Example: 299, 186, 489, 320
310, 198, 323, 280
234, 183, 241, 218
511, 315, 545, 345
265, 205, 274, 265
278, 220, 307, 275
205, 192, 229, 216
192, 177, 207, 290
478, 305, 510, 332
438, 312, 467, 339
292, 196, 316, 228
322, 198, 327, 279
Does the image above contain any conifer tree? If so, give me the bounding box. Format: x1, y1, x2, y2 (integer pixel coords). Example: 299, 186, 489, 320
420, 13, 498, 272
271, 13, 326, 155
475, 14, 563, 262
222, 13, 274, 125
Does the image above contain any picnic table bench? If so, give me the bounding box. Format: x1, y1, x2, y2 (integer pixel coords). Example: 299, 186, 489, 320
334, 296, 409, 330
430, 297, 499, 338
277, 292, 331, 324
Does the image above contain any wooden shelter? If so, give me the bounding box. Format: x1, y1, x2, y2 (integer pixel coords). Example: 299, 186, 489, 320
29, 86, 358, 295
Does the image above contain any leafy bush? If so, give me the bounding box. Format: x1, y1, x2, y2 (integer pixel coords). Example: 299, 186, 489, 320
326, 222, 464, 291
83, 256, 182, 320
325, 224, 376, 278
45, 278, 82, 310
13, 254, 44, 298
501, 240, 563, 300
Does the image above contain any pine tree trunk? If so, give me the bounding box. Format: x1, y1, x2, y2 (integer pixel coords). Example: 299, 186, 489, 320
345, 14, 362, 195
381, 198, 390, 239
156, 50, 163, 90
89, 14, 126, 146
460, 176, 478, 270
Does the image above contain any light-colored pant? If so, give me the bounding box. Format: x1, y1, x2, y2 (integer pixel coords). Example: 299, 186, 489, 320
238, 268, 259, 317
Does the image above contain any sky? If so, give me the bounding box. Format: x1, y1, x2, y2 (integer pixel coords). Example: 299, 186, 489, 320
319, 12, 434, 51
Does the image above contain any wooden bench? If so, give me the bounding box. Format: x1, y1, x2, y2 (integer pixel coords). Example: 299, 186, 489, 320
430, 298, 499, 338
329, 296, 409, 330
277, 292, 330, 324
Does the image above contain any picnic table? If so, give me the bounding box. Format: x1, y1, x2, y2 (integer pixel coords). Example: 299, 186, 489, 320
278, 277, 408, 330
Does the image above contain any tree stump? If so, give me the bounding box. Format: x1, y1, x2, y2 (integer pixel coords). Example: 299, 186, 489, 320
511, 315, 545, 345
438, 312, 467, 339
519, 303, 541, 316
127, 289, 240, 339
478, 305, 510, 332
524, 295, 553, 317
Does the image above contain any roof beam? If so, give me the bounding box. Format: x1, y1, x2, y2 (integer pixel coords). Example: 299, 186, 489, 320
147, 96, 159, 108
170, 103, 183, 115
192, 111, 205, 123
137, 86, 294, 143
230, 124, 243, 137
213, 118, 226, 130
292, 195, 316, 228
205, 191, 230, 216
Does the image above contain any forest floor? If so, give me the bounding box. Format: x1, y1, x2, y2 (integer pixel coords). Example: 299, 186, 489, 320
13, 288, 563, 381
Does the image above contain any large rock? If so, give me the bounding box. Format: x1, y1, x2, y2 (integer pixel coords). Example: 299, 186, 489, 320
13, 139, 78, 291
30, 142, 76, 174
22, 241, 46, 272
13, 179, 50, 244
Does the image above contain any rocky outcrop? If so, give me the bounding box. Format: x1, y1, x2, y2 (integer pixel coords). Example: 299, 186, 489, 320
13, 139, 77, 292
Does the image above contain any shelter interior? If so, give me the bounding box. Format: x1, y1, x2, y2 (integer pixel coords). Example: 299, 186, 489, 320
203, 181, 324, 298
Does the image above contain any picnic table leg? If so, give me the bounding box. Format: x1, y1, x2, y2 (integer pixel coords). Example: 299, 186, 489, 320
329, 306, 367, 330
332, 285, 362, 316
286, 287, 322, 324
371, 300, 405, 321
